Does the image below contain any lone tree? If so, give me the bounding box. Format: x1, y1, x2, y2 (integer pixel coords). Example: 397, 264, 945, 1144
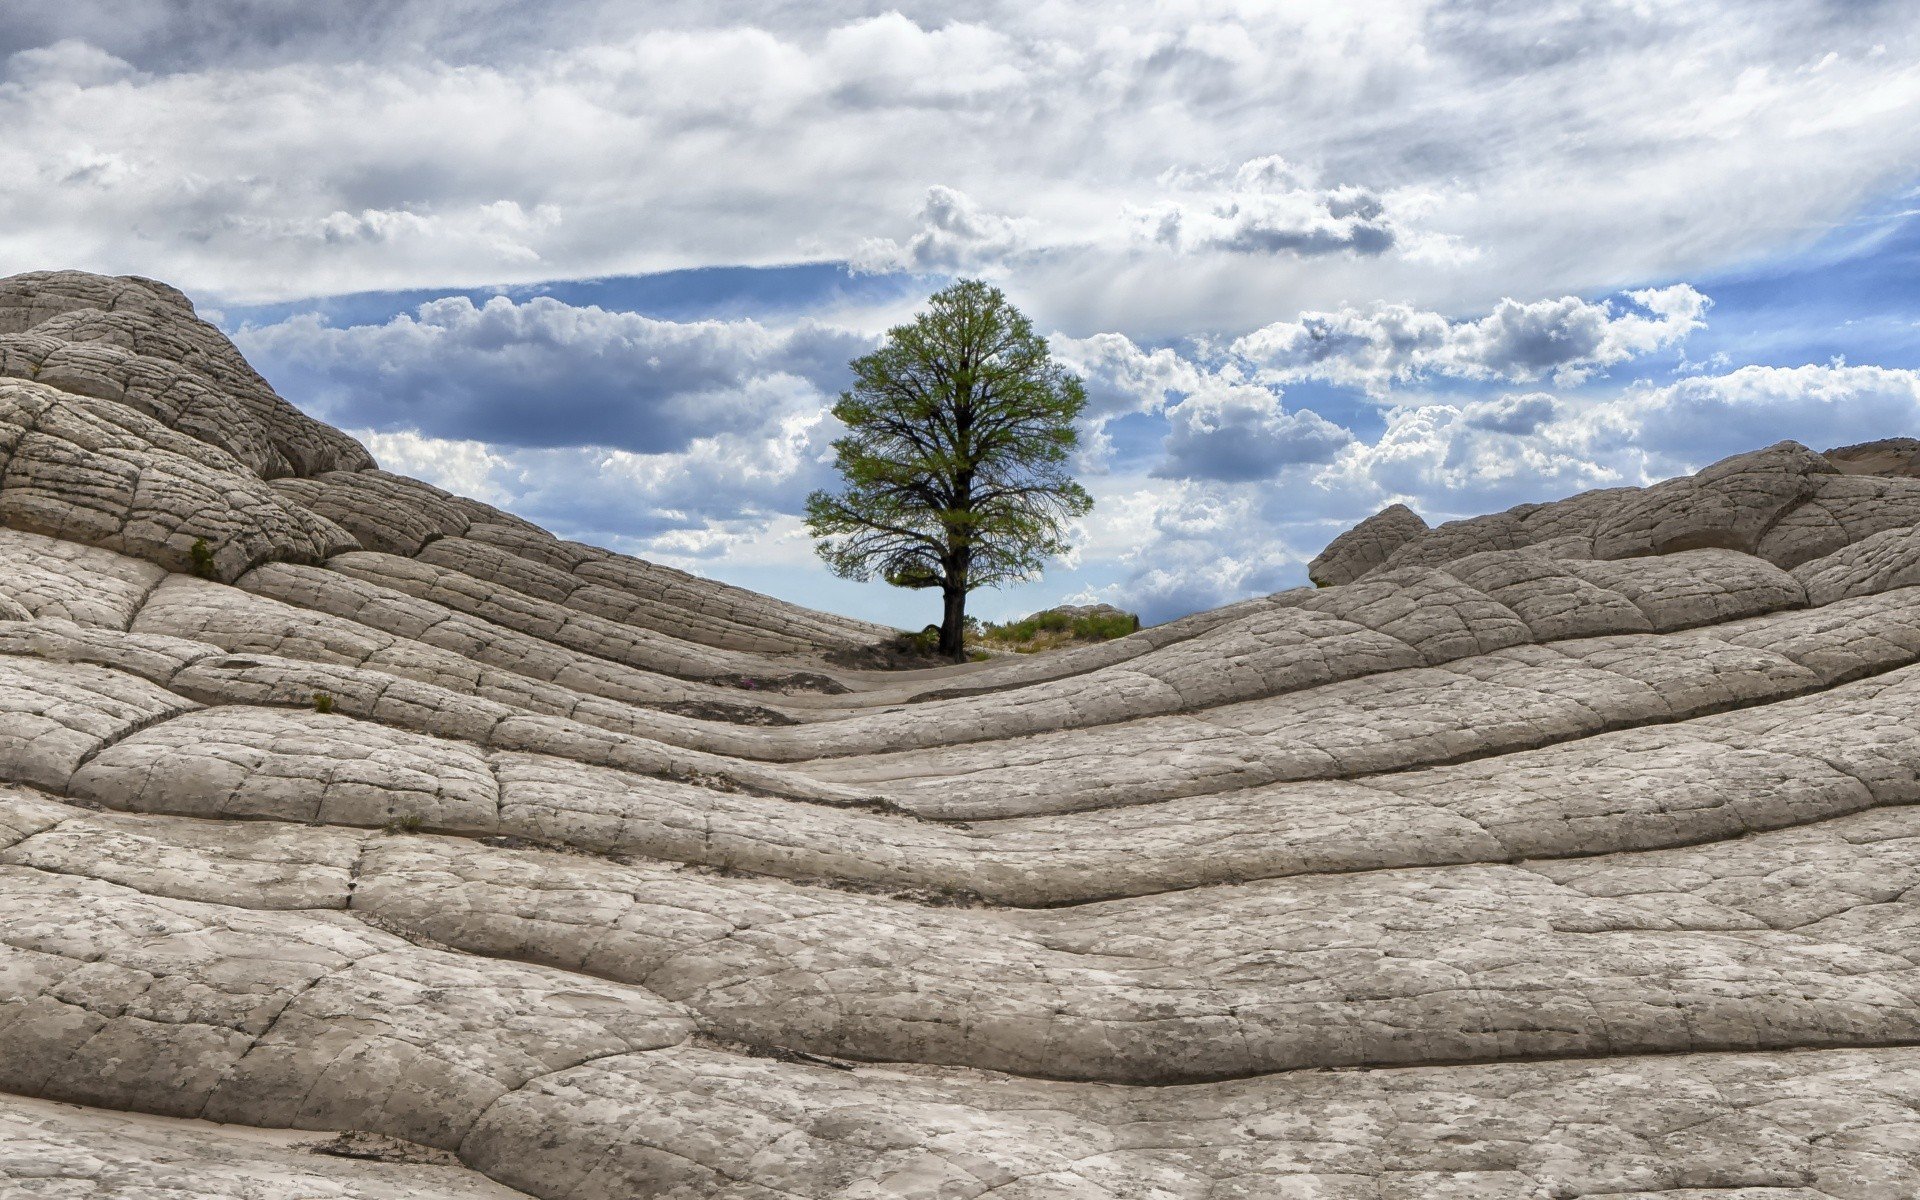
806, 280, 1092, 660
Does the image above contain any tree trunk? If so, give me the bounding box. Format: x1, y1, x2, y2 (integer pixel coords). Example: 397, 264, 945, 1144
938, 584, 968, 661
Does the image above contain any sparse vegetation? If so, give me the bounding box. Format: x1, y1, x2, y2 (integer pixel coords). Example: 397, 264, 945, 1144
895, 625, 944, 657
188, 537, 217, 580
973, 605, 1141, 654
983, 609, 1137, 645
312, 692, 335, 715
383, 813, 424, 834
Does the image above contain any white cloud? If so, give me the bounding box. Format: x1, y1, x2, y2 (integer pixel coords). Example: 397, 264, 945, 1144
1049, 331, 1204, 420
355, 429, 518, 506
1315, 402, 1624, 514
1133, 156, 1402, 258
352, 408, 843, 571
1069, 477, 1316, 618
234, 295, 871, 454
852, 186, 1032, 274
1307, 360, 1920, 523
1157, 385, 1352, 481
3, 38, 136, 87
0, 4, 1910, 332
1319, 360, 1920, 513
309, 201, 562, 262
853, 159, 1440, 284
238, 294, 875, 575
1461, 391, 1559, 434
817, 14, 1029, 107
1232, 285, 1710, 393
1592, 362, 1920, 474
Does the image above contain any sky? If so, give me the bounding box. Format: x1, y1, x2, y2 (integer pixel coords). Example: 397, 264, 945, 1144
3, 2, 1918, 626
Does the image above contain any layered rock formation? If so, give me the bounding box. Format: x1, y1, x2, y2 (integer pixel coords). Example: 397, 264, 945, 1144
4, 270, 1920, 1197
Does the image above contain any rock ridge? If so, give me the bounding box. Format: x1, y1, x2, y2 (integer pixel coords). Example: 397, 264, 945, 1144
3, 269, 1920, 1196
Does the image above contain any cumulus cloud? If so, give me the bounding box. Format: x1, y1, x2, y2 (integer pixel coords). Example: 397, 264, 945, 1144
1306, 361, 1920, 525
816, 14, 1029, 108
1595, 362, 1920, 473
233, 292, 889, 585
1461, 391, 1559, 434
344, 400, 843, 571
1052, 280, 1696, 482
1062, 477, 1320, 620
1327, 361, 1920, 514
357, 428, 518, 506
1232, 285, 1710, 393
852, 186, 1032, 274
1316, 402, 1623, 515
234, 295, 870, 454
1134, 157, 1402, 258
1048, 331, 1204, 420
1157, 385, 1352, 482
190, 201, 567, 276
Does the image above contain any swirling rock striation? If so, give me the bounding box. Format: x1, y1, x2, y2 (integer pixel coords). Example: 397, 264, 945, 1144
3, 269, 1920, 1196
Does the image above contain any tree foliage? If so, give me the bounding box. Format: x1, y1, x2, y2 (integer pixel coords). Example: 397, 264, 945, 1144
805, 279, 1092, 659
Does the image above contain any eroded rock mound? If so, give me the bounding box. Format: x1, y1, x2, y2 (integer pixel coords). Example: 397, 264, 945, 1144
1306, 499, 1427, 586
4, 269, 1920, 1197
1827, 435, 1920, 478
1326, 438, 1920, 582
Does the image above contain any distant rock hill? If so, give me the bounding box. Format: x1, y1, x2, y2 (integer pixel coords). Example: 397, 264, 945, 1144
5, 270, 1920, 1197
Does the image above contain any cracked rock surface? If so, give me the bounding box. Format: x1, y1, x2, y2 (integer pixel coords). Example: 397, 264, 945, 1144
4, 269, 1920, 1196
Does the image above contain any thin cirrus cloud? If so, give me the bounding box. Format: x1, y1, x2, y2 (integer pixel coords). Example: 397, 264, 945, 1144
4, 2, 1913, 329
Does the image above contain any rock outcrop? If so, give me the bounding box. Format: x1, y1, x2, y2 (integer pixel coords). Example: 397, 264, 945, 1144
1827, 435, 1920, 477
1306, 499, 1427, 585
4, 269, 1920, 1197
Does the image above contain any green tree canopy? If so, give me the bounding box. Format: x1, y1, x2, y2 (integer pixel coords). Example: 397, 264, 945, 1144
805, 279, 1093, 660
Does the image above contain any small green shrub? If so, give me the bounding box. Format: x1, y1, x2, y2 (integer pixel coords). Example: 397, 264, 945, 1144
312, 692, 335, 715
982, 618, 1040, 643
188, 538, 217, 580
1071, 612, 1139, 640
383, 813, 424, 834
978, 608, 1140, 648
897, 625, 942, 656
